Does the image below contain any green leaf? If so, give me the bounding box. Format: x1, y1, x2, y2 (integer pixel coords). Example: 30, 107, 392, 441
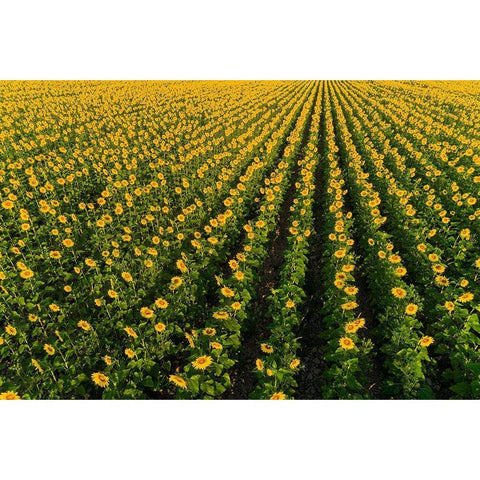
417, 384, 435, 399
187, 375, 200, 394
450, 382, 470, 397
142, 376, 155, 388
466, 363, 480, 376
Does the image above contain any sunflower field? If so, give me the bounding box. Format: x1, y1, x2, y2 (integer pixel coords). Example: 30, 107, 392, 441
0, 80, 479, 400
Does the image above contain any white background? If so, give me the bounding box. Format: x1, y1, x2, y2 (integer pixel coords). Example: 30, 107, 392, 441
1, 1, 480, 478
1, 0, 479, 79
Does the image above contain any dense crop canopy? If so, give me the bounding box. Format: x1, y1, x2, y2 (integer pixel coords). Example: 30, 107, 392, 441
0, 81, 479, 399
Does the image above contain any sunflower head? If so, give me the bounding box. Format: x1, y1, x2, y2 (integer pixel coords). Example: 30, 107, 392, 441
169, 375, 187, 389
260, 343, 274, 354
339, 337, 355, 350
191, 355, 213, 370
91, 372, 109, 388
419, 336, 434, 347
0, 391, 21, 400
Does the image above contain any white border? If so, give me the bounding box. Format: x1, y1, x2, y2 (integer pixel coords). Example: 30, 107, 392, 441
0, 400, 478, 479
1, 0, 479, 79
1, 1, 479, 477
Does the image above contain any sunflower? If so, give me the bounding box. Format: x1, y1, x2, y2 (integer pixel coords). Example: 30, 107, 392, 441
191, 355, 213, 370
155, 322, 166, 333
203, 327, 216, 336
63, 239, 74, 248
169, 375, 187, 389
31, 359, 43, 374
417, 243, 427, 252
77, 320, 91, 331
435, 276, 449, 287
261, 343, 274, 354
210, 342, 223, 350
104, 356, 112, 366
388, 254, 401, 264
176, 259, 188, 273
285, 300, 295, 308
341, 301, 358, 310
234, 271, 245, 280
1, 200, 14, 210
121, 272, 133, 282
354, 318, 366, 329
290, 359, 300, 369
270, 392, 286, 400
91, 372, 109, 388
185, 332, 195, 348
155, 297, 168, 309
391, 287, 407, 299
125, 348, 135, 359
345, 322, 359, 333
339, 337, 355, 350
5, 325, 17, 336
44, 344, 55, 355
405, 304, 418, 315
432, 264, 445, 274
0, 391, 21, 400
108, 290, 118, 299
20, 269, 34, 279
256, 359, 264, 371
140, 307, 154, 319
419, 336, 434, 347
395, 267, 407, 277
231, 301, 242, 311
124, 327, 138, 338
445, 301, 455, 312
458, 293, 474, 303
221, 287, 235, 297
170, 276, 183, 290
85, 258, 96, 267
213, 311, 229, 321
